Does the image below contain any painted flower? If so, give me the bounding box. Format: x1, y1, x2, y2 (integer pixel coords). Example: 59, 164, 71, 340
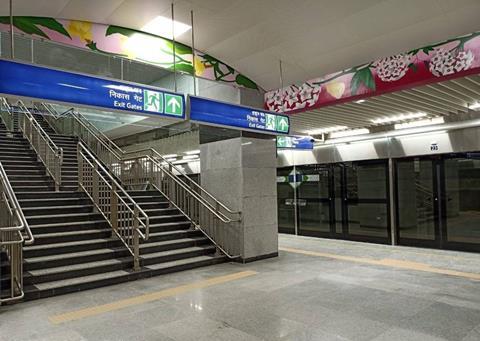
429, 48, 474, 77
454, 50, 474, 72
285, 86, 300, 107
300, 83, 321, 106
194, 57, 206, 76
266, 83, 320, 111
374, 54, 412, 82
67, 20, 93, 43
325, 81, 345, 99
265, 89, 284, 112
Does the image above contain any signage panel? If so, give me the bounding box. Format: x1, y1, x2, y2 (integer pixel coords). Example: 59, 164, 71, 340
0, 60, 185, 119
277, 136, 314, 149
189, 96, 289, 134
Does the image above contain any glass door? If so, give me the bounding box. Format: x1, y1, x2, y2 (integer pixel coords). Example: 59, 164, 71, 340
343, 161, 391, 244
396, 157, 439, 248
443, 153, 480, 252
277, 167, 296, 234
395, 153, 480, 252
297, 165, 332, 237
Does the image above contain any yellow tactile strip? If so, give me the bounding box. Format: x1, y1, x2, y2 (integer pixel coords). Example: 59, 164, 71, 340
49, 270, 257, 324
280, 247, 480, 281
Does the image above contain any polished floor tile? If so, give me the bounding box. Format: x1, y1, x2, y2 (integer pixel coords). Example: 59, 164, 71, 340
1, 234, 479, 341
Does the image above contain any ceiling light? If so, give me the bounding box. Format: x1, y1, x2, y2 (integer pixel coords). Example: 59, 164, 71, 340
184, 149, 200, 155
470, 102, 480, 110
162, 154, 177, 158
141, 16, 191, 39
394, 117, 444, 130
183, 155, 199, 160
355, 99, 366, 104
165, 158, 177, 162
306, 126, 348, 135
329, 128, 370, 138
371, 112, 427, 125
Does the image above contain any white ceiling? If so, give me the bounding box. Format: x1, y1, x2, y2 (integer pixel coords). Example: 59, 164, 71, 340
1, 0, 479, 91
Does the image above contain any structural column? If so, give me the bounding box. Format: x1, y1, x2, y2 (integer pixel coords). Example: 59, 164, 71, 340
200, 136, 278, 262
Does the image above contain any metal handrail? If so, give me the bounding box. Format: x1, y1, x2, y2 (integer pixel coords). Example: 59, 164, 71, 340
0, 162, 34, 304
37, 103, 123, 178
123, 148, 241, 220
40, 103, 123, 158
39, 103, 239, 218
77, 142, 149, 270
0, 97, 14, 131
0, 163, 34, 245
122, 154, 241, 258
6, 99, 64, 191
38, 102, 240, 257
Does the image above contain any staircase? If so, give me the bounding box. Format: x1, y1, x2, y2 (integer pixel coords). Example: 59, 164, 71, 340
0, 111, 225, 301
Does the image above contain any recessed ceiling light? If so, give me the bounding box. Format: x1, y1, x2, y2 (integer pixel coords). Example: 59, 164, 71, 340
141, 16, 191, 39
329, 128, 370, 138
394, 117, 445, 130
371, 112, 427, 125
355, 99, 366, 104
162, 154, 178, 158
470, 102, 480, 110
184, 149, 200, 155
306, 126, 348, 135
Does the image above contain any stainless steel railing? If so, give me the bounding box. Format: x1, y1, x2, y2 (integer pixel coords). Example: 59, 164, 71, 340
0, 97, 14, 131
38, 103, 124, 180
0, 162, 34, 305
39, 102, 241, 258
77, 142, 149, 270
9, 100, 64, 191
121, 151, 242, 258
124, 148, 241, 220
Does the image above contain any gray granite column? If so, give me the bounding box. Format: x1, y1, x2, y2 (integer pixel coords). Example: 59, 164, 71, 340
200, 136, 278, 262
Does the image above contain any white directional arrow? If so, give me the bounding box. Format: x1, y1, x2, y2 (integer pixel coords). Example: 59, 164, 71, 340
167, 97, 180, 112
279, 117, 288, 130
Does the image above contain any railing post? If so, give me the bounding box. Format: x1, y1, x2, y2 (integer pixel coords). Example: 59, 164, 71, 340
111, 183, 118, 237
149, 159, 154, 186
93, 162, 99, 207
77, 145, 83, 191
133, 206, 140, 271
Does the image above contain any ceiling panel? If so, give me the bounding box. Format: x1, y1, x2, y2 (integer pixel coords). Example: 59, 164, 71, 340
59, 0, 125, 23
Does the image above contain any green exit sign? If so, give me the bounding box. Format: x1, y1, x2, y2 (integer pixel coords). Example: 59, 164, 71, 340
142, 89, 185, 118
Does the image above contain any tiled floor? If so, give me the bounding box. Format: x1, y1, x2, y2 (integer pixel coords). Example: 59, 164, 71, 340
1, 234, 479, 341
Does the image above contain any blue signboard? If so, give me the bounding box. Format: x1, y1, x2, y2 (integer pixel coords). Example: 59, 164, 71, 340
189, 96, 290, 134
0, 60, 185, 119
277, 136, 314, 150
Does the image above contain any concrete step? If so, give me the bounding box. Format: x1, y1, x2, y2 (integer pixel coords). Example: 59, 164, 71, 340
30, 228, 112, 247
24, 237, 120, 258
28, 220, 109, 235
22, 205, 93, 216
27, 212, 105, 225
24, 255, 225, 300
141, 245, 217, 266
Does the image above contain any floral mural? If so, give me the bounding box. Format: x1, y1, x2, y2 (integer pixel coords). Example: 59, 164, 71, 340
0, 16, 259, 90
265, 31, 480, 113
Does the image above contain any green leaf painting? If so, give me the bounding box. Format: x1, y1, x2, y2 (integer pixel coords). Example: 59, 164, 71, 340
169, 62, 194, 75
350, 67, 375, 95
0, 16, 260, 91
0, 16, 70, 39
235, 74, 259, 90
165, 41, 192, 56
105, 25, 135, 37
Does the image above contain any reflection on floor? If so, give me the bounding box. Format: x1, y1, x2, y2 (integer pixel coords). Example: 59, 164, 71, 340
1, 234, 480, 341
